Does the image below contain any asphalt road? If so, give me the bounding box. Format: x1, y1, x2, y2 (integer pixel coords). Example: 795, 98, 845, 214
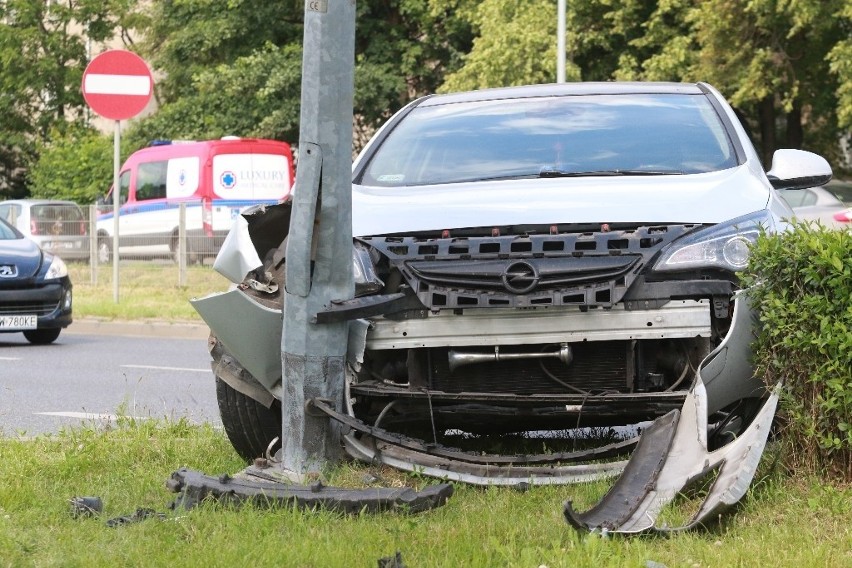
0, 321, 222, 437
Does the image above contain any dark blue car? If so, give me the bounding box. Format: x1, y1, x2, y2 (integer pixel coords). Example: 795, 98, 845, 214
0, 217, 72, 344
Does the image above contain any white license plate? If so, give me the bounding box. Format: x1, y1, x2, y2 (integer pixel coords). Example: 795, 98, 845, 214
0, 315, 37, 330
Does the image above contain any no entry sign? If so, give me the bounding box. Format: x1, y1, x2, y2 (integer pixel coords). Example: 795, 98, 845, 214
82, 50, 153, 120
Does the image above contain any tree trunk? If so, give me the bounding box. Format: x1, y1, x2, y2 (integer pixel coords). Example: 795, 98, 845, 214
785, 103, 803, 149
759, 97, 776, 168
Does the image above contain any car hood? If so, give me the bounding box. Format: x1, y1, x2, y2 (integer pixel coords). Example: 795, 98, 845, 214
352, 165, 771, 237
0, 237, 44, 279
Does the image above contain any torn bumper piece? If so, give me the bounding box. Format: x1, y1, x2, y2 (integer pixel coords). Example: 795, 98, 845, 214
309, 398, 632, 486
563, 379, 779, 534
166, 468, 453, 514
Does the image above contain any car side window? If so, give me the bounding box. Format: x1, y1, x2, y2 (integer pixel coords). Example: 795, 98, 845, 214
799, 189, 818, 207
783, 188, 817, 207
778, 188, 810, 208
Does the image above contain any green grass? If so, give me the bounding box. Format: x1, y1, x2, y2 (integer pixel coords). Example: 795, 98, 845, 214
68, 261, 229, 321
52, 263, 852, 566
0, 418, 850, 567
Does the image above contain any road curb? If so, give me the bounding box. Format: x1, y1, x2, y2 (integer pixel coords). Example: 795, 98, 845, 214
67, 318, 210, 340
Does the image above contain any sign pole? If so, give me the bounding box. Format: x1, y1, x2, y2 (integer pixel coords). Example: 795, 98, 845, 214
81, 49, 153, 304
112, 120, 120, 302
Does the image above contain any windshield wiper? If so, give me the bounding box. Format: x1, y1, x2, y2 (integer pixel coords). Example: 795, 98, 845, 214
539, 168, 683, 178
462, 173, 542, 183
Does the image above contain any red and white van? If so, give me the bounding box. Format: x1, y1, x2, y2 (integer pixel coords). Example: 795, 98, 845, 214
96, 137, 294, 263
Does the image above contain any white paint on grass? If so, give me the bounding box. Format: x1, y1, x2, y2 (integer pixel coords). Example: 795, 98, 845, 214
34, 411, 150, 421
121, 364, 208, 373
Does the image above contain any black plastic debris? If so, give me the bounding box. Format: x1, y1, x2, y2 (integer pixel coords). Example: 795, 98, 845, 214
166, 468, 453, 514
105, 508, 166, 528
68, 496, 103, 518
378, 551, 406, 568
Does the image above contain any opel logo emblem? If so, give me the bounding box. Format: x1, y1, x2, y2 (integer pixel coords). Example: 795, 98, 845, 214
0, 264, 17, 278
501, 260, 539, 294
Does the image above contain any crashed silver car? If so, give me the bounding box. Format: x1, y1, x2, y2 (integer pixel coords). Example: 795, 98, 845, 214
194, 83, 830, 513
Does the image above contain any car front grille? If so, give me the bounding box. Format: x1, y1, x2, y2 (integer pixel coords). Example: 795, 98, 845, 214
0, 281, 65, 316
0, 300, 60, 316
361, 224, 696, 310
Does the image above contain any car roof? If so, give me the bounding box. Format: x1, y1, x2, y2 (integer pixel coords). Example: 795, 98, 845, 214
1, 199, 81, 207
416, 82, 708, 107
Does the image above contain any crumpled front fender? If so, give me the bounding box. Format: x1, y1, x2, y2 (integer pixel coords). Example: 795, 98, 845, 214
191, 288, 283, 391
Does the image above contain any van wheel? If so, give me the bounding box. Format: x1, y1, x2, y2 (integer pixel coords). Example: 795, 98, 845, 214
24, 328, 61, 344
171, 237, 199, 265
96, 238, 112, 263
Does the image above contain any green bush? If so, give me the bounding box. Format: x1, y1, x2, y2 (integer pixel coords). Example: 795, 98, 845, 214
27, 126, 132, 204
743, 222, 852, 479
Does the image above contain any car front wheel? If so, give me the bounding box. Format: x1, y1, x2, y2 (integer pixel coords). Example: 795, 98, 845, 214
215, 375, 282, 462
23, 328, 61, 344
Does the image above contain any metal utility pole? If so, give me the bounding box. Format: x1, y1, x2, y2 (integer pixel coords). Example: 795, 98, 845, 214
557, 0, 566, 83
277, 0, 356, 480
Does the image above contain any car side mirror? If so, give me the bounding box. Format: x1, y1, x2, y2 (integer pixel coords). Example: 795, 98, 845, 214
766, 149, 832, 190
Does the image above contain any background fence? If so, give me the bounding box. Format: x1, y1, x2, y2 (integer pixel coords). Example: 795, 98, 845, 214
55, 202, 221, 290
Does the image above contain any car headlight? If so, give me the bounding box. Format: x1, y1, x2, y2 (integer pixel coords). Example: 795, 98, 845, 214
652, 210, 774, 273
353, 243, 384, 296
44, 255, 68, 280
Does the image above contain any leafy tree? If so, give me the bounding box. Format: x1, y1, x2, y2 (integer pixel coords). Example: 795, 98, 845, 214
681, 0, 848, 168
125, 44, 303, 150
127, 0, 472, 153
437, 0, 579, 92
441, 0, 851, 173
0, 0, 134, 198
585, 0, 849, 169
828, 2, 852, 131
138, 0, 304, 105
24, 1, 472, 201
27, 127, 117, 204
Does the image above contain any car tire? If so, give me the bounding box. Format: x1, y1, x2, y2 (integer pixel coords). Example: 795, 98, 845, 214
23, 328, 61, 344
96, 238, 112, 264
215, 375, 282, 462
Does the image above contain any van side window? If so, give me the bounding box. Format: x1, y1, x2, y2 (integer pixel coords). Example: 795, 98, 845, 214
136, 161, 168, 201
119, 171, 131, 205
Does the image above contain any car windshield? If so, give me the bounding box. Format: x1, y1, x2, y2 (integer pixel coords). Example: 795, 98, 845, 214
360, 93, 738, 187
0, 203, 22, 224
